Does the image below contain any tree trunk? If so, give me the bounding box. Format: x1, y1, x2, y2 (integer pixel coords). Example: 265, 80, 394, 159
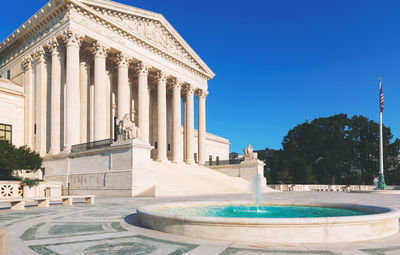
331, 175, 335, 185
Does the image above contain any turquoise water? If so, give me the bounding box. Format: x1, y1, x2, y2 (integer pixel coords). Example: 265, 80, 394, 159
157, 205, 373, 218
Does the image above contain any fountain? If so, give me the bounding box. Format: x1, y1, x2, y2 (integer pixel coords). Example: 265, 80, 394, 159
137, 199, 400, 243
136, 150, 400, 244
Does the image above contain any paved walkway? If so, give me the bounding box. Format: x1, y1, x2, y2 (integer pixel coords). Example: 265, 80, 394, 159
2, 192, 400, 255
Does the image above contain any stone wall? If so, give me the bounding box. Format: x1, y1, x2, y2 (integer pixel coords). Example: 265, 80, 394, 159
43, 139, 155, 197
209, 159, 266, 185
0, 79, 24, 146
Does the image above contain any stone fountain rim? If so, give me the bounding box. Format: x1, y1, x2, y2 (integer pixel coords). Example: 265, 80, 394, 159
137, 200, 400, 225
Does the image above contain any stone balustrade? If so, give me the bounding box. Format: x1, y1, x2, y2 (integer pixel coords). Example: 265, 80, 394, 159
0, 181, 62, 199
268, 184, 399, 192
0, 181, 21, 198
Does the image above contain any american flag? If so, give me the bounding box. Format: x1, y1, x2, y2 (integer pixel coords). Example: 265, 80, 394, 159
379, 77, 384, 112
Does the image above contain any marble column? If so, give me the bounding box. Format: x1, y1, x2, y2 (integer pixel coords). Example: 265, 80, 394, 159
156, 71, 168, 162
34, 47, 47, 155
63, 30, 82, 150
116, 53, 130, 120
197, 89, 207, 165
184, 85, 195, 164
183, 96, 187, 161
136, 63, 151, 144
22, 55, 34, 149
48, 38, 62, 154
105, 64, 113, 139
89, 83, 94, 142
171, 78, 182, 163
92, 42, 109, 141
79, 53, 90, 143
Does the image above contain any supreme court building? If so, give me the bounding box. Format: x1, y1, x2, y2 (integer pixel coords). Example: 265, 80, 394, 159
0, 0, 232, 196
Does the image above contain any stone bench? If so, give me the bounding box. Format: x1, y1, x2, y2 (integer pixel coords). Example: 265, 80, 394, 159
0, 195, 95, 210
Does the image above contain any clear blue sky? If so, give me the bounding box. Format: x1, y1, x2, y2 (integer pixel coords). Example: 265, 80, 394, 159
2, 0, 400, 152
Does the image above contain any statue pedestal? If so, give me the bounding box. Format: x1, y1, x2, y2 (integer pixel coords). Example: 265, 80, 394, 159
42, 139, 155, 197
239, 160, 267, 186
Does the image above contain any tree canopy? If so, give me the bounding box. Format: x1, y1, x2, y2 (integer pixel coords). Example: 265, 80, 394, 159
265, 114, 400, 185
0, 141, 42, 180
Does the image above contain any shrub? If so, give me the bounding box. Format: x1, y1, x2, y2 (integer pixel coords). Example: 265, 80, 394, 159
20, 178, 41, 188
0, 141, 42, 180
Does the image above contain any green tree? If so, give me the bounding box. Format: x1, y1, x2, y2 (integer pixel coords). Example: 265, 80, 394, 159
349, 115, 400, 184
0, 141, 42, 180
281, 114, 352, 184
267, 114, 399, 185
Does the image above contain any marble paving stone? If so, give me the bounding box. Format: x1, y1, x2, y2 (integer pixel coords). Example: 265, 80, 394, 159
220, 247, 339, 255
360, 245, 400, 255
29, 235, 198, 255
2, 193, 400, 254
21, 222, 127, 240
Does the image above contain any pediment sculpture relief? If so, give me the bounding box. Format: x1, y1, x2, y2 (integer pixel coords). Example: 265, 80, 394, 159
88, 6, 197, 66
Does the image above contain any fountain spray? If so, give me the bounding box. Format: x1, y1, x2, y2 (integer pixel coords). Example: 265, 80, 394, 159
250, 173, 264, 211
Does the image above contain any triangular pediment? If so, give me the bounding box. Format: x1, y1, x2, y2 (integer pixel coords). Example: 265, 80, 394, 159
75, 0, 215, 79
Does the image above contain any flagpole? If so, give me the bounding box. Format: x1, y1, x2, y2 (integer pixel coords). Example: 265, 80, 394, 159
378, 76, 387, 189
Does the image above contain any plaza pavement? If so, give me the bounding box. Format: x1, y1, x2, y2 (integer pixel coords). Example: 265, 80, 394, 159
2, 192, 400, 255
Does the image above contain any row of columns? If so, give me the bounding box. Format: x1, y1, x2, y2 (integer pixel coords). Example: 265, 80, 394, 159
21, 29, 208, 165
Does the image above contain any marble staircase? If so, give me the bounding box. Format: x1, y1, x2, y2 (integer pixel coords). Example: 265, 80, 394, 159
150, 161, 275, 197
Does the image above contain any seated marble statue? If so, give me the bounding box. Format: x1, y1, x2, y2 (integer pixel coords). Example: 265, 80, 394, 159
117, 114, 140, 140
243, 144, 258, 161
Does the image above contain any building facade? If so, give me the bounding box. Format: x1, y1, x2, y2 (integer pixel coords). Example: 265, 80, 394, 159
0, 0, 234, 196
0, 0, 230, 163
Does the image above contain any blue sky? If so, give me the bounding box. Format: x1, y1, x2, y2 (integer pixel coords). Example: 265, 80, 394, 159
2, 0, 400, 152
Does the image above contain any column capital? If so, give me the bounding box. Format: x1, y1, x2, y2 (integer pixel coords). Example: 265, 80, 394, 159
196, 89, 208, 101
106, 59, 117, 72
33, 47, 46, 63
91, 42, 110, 58
183, 84, 195, 96
135, 62, 151, 76
155, 71, 168, 83
62, 29, 83, 48
116, 53, 130, 68
80, 50, 92, 63
22, 55, 33, 71
47, 38, 60, 56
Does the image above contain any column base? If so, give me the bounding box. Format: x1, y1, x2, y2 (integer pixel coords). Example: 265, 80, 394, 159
63, 146, 72, 153
156, 157, 168, 163
48, 148, 60, 155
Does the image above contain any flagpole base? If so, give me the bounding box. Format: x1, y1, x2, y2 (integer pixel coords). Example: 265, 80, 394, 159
377, 173, 387, 190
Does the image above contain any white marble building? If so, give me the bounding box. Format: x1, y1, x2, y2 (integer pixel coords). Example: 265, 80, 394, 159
0, 0, 237, 196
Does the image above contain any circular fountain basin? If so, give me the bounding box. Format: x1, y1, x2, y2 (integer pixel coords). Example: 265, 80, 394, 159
137, 201, 400, 244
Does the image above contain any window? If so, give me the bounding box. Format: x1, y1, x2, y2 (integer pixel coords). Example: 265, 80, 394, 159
154, 141, 157, 149
6, 70, 10, 80
216, 156, 220, 165
194, 153, 197, 163
168, 144, 170, 151
0, 123, 12, 143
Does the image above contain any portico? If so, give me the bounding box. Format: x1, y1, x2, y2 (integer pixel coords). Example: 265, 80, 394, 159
19, 30, 209, 165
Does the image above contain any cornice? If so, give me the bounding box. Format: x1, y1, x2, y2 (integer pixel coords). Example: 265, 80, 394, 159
0, 0, 214, 82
